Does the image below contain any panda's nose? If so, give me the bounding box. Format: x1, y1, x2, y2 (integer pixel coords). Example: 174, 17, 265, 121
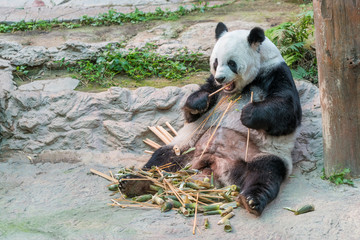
215, 77, 225, 83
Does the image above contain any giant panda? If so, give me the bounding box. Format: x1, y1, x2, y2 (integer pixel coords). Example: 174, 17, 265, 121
119, 23, 302, 216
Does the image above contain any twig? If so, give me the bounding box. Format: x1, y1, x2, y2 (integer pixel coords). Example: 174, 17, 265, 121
156, 126, 174, 142
148, 126, 171, 145
199, 100, 233, 159
143, 138, 161, 149
165, 122, 178, 136
144, 150, 154, 154
184, 96, 229, 146
245, 92, 254, 161
90, 168, 117, 183
110, 199, 159, 209
208, 82, 233, 97
193, 192, 200, 235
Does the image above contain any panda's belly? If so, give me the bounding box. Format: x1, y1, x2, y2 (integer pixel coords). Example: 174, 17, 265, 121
193, 127, 260, 163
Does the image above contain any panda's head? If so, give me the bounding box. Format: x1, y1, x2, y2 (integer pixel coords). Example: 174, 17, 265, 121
210, 23, 267, 93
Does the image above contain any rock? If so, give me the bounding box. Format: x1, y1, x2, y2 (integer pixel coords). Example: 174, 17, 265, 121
292, 80, 323, 169
18, 78, 79, 92
0, 59, 16, 138
0, 84, 198, 154
49, 41, 118, 64
11, 46, 49, 66
0, 41, 22, 60
0, 40, 119, 67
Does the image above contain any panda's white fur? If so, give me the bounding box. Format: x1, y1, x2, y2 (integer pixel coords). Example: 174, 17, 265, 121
210, 30, 284, 92
171, 29, 295, 177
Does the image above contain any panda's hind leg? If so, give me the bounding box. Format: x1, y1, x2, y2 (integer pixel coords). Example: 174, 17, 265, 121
119, 146, 192, 197
237, 155, 287, 216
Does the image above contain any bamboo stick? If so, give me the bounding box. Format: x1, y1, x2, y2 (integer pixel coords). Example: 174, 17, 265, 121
208, 82, 233, 97
184, 96, 229, 147
90, 168, 117, 183
110, 199, 159, 209
143, 138, 161, 149
158, 126, 174, 141
199, 100, 233, 160
148, 126, 170, 144
156, 126, 173, 142
193, 192, 200, 235
144, 150, 154, 154
245, 92, 254, 161
165, 122, 178, 136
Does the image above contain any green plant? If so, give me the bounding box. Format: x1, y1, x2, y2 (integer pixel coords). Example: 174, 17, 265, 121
266, 7, 317, 83
13, 65, 30, 81
61, 43, 205, 87
0, 2, 232, 33
321, 168, 355, 187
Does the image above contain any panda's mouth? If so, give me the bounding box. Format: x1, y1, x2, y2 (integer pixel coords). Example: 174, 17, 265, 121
223, 81, 236, 92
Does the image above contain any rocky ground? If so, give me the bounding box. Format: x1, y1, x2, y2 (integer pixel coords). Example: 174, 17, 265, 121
0, 0, 359, 239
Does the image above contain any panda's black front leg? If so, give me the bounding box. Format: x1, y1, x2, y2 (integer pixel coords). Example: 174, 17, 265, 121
235, 155, 287, 216
241, 96, 301, 136
184, 75, 220, 123
119, 146, 193, 197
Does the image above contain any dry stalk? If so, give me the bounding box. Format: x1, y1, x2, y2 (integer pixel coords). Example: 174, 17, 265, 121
245, 92, 254, 161
143, 138, 161, 149
193, 192, 200, 235
208, 82, 234, 97
165, 122, 178, 136
111, 199, 159, 209
148, 126, 171, 144
156, 126, 174, 142
199, 100, 233, 160
182, 96, 229, 146
90, 168, 117, 183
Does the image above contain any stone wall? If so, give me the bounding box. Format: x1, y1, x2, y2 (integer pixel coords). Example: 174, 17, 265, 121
0, 65, 198, 154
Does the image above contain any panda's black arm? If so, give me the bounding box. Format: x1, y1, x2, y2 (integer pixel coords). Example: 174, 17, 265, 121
183, 74, 221, 123
241, 94, 301, 135
241, 63, 302, 136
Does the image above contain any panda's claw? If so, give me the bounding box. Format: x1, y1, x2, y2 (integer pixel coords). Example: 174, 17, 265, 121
118, 174, 153, 198
237, 194, 264, 216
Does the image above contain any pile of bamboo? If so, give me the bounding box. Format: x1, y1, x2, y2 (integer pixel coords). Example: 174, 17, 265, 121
91, 165, 239, 234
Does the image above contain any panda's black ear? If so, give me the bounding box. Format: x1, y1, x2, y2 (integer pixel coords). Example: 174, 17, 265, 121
215, 22, 228, 40
248, 27, 265, 46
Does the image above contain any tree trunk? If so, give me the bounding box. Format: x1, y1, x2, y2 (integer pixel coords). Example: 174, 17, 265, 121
313, 0, 360, 177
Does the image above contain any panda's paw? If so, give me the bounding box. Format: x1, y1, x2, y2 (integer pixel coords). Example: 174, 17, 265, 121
240, 103, 256, 128
118, 174, 152, 198
184, 91, 210, 114
237, 193, 265, 216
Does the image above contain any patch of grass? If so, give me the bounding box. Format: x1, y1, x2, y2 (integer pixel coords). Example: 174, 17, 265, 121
0, 2, 233, 33
13, 65, 31, 82
321, 168, 355, 187
266, 5, 317, 84
59, 43, 206, 87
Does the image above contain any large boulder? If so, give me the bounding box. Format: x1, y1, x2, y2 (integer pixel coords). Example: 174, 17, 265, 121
0, 83, 199, 154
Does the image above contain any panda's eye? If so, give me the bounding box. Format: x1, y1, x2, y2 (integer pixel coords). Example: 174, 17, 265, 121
228, 60, 237, 73
213, 58, 218, 71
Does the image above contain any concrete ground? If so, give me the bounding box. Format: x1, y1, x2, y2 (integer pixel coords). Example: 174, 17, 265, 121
1, 152, 360, 240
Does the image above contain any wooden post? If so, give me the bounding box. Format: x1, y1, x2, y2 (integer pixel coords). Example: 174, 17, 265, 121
313, 0, 360, 177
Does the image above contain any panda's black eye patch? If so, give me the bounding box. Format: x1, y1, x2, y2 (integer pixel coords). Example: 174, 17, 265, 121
228, 60, 237, 73
214, 58, 218, 71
